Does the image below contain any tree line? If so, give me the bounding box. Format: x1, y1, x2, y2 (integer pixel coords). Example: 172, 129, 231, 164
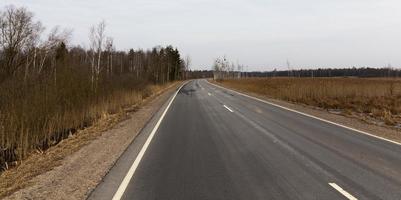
245, 67, 401, 78
210, 56, 401, 79
0, 5, 187, 170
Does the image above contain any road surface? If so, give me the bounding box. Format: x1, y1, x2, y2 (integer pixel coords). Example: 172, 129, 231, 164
90, 79, 401, 200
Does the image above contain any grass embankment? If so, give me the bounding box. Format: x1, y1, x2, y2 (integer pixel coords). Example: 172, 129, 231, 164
217, 78, 401, 127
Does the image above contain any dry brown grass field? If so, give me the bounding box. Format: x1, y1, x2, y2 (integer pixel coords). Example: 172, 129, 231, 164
218, 78, 401, 127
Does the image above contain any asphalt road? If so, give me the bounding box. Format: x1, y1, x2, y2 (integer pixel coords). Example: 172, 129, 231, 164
90, 79, 401, 200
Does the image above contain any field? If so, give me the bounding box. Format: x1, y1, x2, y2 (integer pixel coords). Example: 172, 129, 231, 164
217, 78, 401, 127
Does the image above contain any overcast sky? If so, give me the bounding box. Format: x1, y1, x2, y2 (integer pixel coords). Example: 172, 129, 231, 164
2, 0, 401, 71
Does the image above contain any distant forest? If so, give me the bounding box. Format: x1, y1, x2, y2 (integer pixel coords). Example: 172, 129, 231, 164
189, 67, 401, 79
244, 67, 401, 78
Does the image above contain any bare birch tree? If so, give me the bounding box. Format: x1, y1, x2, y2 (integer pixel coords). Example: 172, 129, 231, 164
37, 26, 71, 75
89, 20, 106, 90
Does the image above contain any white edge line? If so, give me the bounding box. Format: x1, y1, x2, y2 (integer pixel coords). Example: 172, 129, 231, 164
329, 183, 358, 200
207, 80, 401, 146
112, 82, 187, 200
223, 105, 234, 112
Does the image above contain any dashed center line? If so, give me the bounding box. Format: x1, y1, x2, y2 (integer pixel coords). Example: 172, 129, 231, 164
223, 105, 234, 112
329, 183, 358, 200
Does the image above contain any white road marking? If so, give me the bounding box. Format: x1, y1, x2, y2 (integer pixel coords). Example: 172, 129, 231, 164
329, 183, 358, 200
208, 81, 401, 146
112, 83, 186, 200
208, 92, 211, 96
223, 105, 234, 112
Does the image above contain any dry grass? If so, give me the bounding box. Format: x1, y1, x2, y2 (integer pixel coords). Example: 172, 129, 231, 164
0, 66, 177, 170
218, 78, 401, 127
0, 112, 121, 198
0, 81, 179, 198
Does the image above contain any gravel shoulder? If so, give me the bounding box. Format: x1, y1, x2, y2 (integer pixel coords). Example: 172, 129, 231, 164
212, 80, 401, 144
1, 82, 181, 200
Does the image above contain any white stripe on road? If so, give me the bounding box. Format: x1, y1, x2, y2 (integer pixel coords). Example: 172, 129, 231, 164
207, 81, 401, 146
112, 83, 186, 200
223, 105, 234, 112
329, 183, 358, 200
208, 92, 212, 96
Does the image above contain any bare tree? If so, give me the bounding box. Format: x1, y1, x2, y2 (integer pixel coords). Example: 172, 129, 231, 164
184, 55, 191, 79
37, 26, 71, 74
105, 37, 114, 77
0, 5, 42, 81
89, 20, 106, 90
185, 55, 191, 70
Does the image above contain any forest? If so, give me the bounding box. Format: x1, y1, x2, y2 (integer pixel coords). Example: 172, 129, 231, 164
211, 56, 401, 79
228, 67, 401, 78
0, 5, 187, 170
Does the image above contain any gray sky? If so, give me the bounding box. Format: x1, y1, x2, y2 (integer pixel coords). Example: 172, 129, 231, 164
2, 0, 401, 71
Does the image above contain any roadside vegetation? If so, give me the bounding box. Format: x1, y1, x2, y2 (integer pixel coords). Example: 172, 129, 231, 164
217, 78, 401, 127
0, 5, 187, 171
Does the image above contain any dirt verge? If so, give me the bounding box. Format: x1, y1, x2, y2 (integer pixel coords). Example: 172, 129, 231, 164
0, 82, 181, 200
